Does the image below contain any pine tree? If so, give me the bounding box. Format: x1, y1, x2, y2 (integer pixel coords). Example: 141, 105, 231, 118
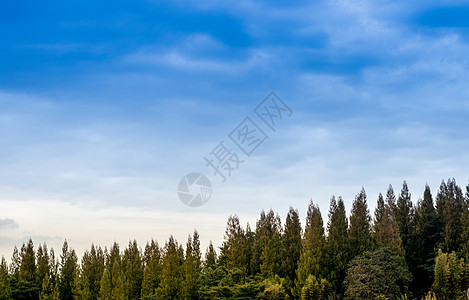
19, 238, 39, 299
301, 275, 332, 300
9, 246, 20, 299
0, 256, 11, 300
375, 202, 404, 256
244, 222, 254, 276
412, 184, 440, 298
51, 283, 59, 300
58, 240, 77, 300
97, 268, 112, 300
219, 215, 248, 274
324, 196, 349, 295
204, 241, 217, 269
107, 242, 120, 275
141, 239, 162, 298
432, 250, 467, 300
460, 182, 469, 260
110, 261, 124, 300
395, 181, 413, 255
374, 193, 385, 230
40, 273, 53, 300
36, 243, 49, 296
79, 244, 105, 299
296, 201, 325, 295
386, 184, 397, 209
48, 248, 58, 291
348, 188, 372, 258
436, 180, 447, 236
443, 179, 465, 252
183, 230, 202, 299
258, 210, 282, 278
157, 236, 183, 299
121, 240, 143, 299
281, 207, 302, 292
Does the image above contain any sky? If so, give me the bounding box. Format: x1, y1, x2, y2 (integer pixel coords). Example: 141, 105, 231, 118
1, 0, 469, 258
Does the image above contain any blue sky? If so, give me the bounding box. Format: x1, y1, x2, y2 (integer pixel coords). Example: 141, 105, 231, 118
1, 0, 469, 256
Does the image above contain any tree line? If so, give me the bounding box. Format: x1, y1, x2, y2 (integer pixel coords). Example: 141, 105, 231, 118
1, 178, 469, 299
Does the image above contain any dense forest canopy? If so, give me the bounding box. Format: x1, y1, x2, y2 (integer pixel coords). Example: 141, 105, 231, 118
1, 178, 469, 299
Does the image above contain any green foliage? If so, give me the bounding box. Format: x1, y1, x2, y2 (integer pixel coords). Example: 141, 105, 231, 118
141, 239, 162, 298
395, 181, 414, 258
459, 182, 469, 260
281, 207, 302, 296
375, 201, 404, 257
156, 235, 183, 299
324, 196, 349, 296
97, 268, 112, 300
296, 201, 325, 297
0, 257, 11, 300
1, 180, 469, 300
344, 247, 411, 300
374, 192, 385, 229
262, 276, 288, 300
348, 188, 372, 258
431, 250, 468, 300
183, 230, 202, 299
110, 261, 124, 300
437, 179, 466, 253
77, 244, 105, 299
122, 240, 144, 299
258, 210, 282, 278
58, 240, 77, 300
204, 241, 217, 269
411, 184, 440, 298
301, 275, 332, 300
219, 215, 249, 274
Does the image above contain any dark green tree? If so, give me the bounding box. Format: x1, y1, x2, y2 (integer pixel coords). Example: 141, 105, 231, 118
324, 196, 349, 296
374, 193, 385, 230
412, 184, 440, 298
296, 201, 325, 296
344, 247, 411, 300
348, 188, 372, 258
17, 239, 39, 299
432, 250, 468, 300
141, 239, 162, 298
460, 183, 469, 260
435, 179, 466, 253
375, 201, 404, 257
259, 210, 282, 278
219, 215, 248, 274
78, 244, 105, 299
157, 236, 183, 299
106, 242, 120, 276
0, 256, 10, 300
98, 268, 112, 300
183, 230, 202, 299
36, 243, 49, 295
110, 261, 124, 300
58, 240, 77, 300
121, 240, 143, 299
395, 181, 413, 255
301, 275, 332, 300
281, 207, 302, 294
204, 241, 217, 269
386, 184, 397, 209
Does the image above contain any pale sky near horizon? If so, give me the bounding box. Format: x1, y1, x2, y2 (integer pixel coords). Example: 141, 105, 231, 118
1, 0, 469, 258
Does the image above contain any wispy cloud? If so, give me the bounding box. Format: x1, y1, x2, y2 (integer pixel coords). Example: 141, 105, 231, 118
0, 218, 18, 230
